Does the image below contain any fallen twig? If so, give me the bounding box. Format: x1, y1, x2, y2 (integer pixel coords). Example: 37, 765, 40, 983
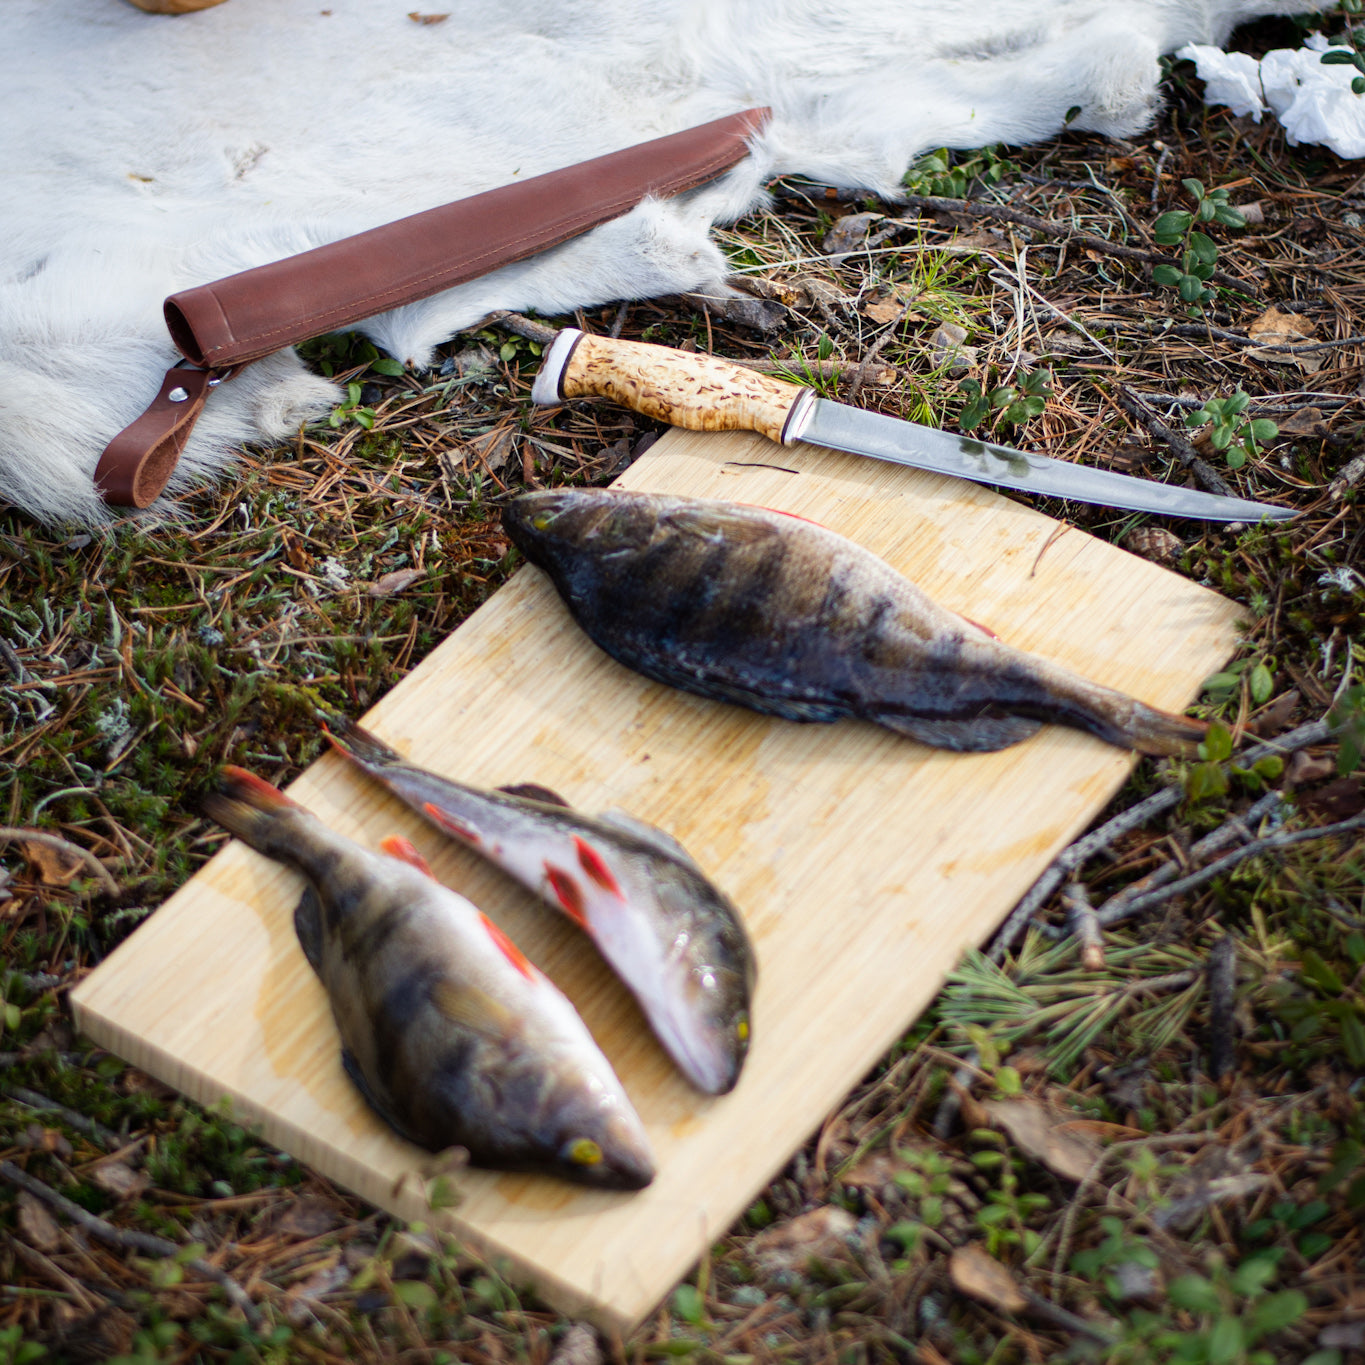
898, 193, 1259, 296
1115, 388, 1236, 499
1093, 789, 1287, 927
1096, 808, 1365, 929
3, 1084, 121, 1151
990, 719, 1336, 958
1208, 935, 1238, 1081
0, 1159, 261, 1327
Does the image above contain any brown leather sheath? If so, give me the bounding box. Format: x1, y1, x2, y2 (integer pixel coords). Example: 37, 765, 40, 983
96, 107, 769, 507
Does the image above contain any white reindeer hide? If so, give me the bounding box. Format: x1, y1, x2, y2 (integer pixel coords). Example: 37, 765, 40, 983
2, 0, 1322, 525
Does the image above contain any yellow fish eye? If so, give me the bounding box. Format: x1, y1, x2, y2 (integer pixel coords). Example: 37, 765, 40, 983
532, 512, 553, 531
567, 1137, 602, 1166
735, 1014, 749, 1043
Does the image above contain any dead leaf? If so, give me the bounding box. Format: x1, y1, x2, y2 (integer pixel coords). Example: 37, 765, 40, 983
929, 322, 976, 375
16, 1190, 61, 1252
407, 11, 449, 22
981, 1097, 1099, 1182
1245, 305, 1322, 373
946, 228, 1006, 254
90, 1161, 149, 1202
21, 840, 85, 887
1275, 406, 1329, 439
1238, 200, 1267, 226
862, 284, 923, 327
751, 1206, 857, 1272
466, 427, 516, 474
949, 1244, 1027, 1314
1123, 526, 1184, 565
1300, 777, 1365, 820
1286, 750, 1336, 786
276, 1196, 344, 1239
839, 1151, 900, 1192
281, 528, 312, 572
367, 568, 423, 598
822, 211, 882, 259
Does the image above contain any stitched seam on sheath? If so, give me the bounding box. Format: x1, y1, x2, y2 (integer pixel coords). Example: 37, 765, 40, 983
203, 143, 748, 361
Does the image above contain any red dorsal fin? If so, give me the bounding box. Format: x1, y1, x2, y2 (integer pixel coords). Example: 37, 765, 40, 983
379, 835, 435, 878
422, 802, 481, 846
959, 614, 999, 640
479, 912, 535, 980
574, 836, 622, 896
218, 765, 302, 811
543, 863, 591, 931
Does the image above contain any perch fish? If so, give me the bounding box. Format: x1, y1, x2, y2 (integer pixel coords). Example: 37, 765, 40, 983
502, 489, 1211, 758
203, 766, 655, 1189
324, 717, 755, 1096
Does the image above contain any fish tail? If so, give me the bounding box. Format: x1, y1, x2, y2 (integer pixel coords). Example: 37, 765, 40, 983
1121, 701, 1210, 758
322, 714, 402, 771
202, 766, 309, 859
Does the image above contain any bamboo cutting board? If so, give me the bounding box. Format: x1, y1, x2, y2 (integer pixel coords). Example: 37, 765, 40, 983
71, 428, 1243, 1332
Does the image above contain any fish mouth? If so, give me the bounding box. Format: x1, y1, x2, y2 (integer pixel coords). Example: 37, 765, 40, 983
646, 995, 744, 1096
568, 1111, 656, 1190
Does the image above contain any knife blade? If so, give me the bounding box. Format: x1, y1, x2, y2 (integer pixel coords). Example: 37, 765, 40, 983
530, 328, 1294, 522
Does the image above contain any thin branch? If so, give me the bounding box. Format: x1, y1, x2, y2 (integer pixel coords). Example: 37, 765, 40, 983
2, 1084, 121, 1151
990, 719, 1336, 958
1093, 789, 1287, 927
1096, 808, 1365, 929
897, 193, 1259, 296
1115, 388, 1236, 499
0, 1160, 261, 1327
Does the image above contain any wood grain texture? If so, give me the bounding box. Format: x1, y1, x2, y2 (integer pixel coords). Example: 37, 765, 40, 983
71, 428, 1242, 1332
561, 332, 804, 442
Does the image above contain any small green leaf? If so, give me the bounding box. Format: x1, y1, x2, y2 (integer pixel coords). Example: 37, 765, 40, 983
1181, 178, 1206, 200
672, 1283, 707, 1325
370, 358, 406, 377
1199, 722, 1234, 762
1154, 210, 1194, 238
1253, 755, 1284, 781
1189, 231, 1219, 265
1208, 1316, 1245, 1365
1340, 1011, 1365, 1066
1178, 273, 1205, 302
995, 1065, 1022, 1095
1248, 418, 1279, 442
1187, 761, 1229, 802
1226, 448, 1248, 470
1248, 1289, 1307, 1338
1214, 205, 1248, 228
1300, 949, 1344, 996
1168, 1273, 1221, 1314
1231, 1255, 1278, 1296
1321, 49, 1358, 64
1250, 663, 1274, 705
1197, 198, 1219, 222
1152, 264, 1184, 286
393, 1280, 438, 1311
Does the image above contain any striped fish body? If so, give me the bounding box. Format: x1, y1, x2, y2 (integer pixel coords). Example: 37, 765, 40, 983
325, 718, 755, 1096
203, 768, 654, 1189
502, 489, 1209, 758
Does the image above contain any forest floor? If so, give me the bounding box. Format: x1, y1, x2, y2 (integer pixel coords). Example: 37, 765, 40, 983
1, 12, 1364, 1365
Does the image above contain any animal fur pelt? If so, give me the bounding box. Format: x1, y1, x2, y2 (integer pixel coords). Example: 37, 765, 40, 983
2, 0, 1323, 526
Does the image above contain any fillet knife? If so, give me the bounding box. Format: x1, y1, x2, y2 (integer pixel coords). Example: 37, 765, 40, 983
531, 328, 1294, 522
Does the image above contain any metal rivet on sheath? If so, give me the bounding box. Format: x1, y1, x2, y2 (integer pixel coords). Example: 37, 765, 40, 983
167, 386, 189, 403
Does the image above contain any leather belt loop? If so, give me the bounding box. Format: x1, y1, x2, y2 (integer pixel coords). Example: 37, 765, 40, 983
94, 363, 235, 508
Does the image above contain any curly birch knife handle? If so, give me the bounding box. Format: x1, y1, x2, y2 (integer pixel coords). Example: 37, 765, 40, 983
531, 328, 817, 445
